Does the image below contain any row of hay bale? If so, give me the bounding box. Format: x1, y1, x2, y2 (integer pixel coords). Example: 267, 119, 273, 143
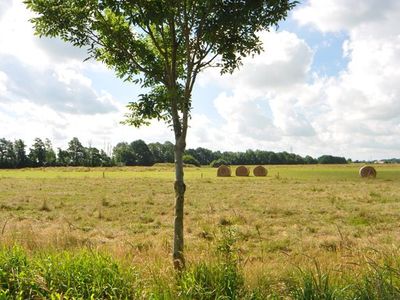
217, 165, 378, 178
217, 165, 267, 177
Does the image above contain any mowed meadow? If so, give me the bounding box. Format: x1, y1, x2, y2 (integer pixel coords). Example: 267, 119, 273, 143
1, 164, 400, 298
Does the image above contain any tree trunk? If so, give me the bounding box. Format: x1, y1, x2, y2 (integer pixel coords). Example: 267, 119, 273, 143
173, 137, 186, 270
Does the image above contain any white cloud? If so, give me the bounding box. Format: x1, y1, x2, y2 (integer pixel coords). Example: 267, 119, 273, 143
214, 91, 281, 140
199, 31, 313, 91
0, 0, 49, 68
0, 71, 7, 95
192, 4, 400, 160
0, 0, 12, 20
0, 0, 89, 68
293, 0, 398, 33
0, 99, 174, 151
287, 0, 400, 159
0, 1, 120, 116
0, 0, 146, 149
239, 31, 313, 89
194, 31, 318, 152
0, 54, 119, 114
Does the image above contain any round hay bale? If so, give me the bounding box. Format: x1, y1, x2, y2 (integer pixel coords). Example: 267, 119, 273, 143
359, 165, 377, 178
253, 165, 268, 177
235, 165, 250, 177
217, 165, 231, 177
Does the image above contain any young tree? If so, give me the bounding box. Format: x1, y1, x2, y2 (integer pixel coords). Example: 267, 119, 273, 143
14, 139, 28, 168
26, 0, 297, 269
161, 141, 175, 163
148, 142, 163, 163
67, 137, 85, 166
44, 138, 57, 166
113, 142, 136, 166
29, 138, 46, 167
99, 149, 113, 166
57, 148, 70, 166
130, 140, 154, 166
0, 138, 16, 168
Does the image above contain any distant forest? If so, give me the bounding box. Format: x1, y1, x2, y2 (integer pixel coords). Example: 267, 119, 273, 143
0, 136, 387, 169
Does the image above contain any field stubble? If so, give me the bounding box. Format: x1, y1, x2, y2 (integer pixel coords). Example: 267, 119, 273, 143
1, 164, 400, 288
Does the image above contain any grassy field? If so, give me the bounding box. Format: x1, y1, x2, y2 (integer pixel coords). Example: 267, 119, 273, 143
1, 164, 400, 298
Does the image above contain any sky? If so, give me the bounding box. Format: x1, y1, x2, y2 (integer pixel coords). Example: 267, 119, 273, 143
0, 0, 399, 160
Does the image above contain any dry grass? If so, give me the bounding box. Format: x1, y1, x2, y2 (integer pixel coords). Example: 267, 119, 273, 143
1, 164, 400, 284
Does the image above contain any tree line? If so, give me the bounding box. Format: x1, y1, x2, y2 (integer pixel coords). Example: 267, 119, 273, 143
0, 137, 350, 169
0, 137, 113, 168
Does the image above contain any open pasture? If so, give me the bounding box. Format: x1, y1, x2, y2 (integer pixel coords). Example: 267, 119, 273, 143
1, 164, 400, 288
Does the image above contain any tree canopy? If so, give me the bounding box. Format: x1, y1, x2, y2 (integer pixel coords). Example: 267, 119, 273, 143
25, 0, 297, 129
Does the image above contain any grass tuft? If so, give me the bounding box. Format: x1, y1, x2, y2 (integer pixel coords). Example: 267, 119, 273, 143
39, 199, 51, 212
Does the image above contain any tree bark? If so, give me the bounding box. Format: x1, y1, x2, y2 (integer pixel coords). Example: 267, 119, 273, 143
173, 137, 186, 270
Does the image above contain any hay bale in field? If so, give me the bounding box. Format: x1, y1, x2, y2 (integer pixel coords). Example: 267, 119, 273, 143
235, 165, 250, 177
217, 165, 231, 177
359, 165, 377, 178
253, 165, 268, 177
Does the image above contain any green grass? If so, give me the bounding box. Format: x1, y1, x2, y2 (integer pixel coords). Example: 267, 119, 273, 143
2, 239, 400, 299
0, 246, 138, 299
1, 164, 400, 297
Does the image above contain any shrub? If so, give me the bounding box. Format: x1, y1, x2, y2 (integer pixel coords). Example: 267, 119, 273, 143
0, 246, 42, 299
353, 256, 400, 299
0, 247, 139, 299
210, 159, 229, 168
37, 251, 139, 299
177, 227, 246, 299
183, 154, 201, 167
178, 261, 244, 300
287, 272, 345, 300
317, 155, 347, 164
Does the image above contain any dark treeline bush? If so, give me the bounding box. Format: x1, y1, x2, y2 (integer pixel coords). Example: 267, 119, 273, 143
317, 155, 348, 164
186, 149, 350, 166
210, 150, 318, 166
0, 137, 349, 169
382, 158, 400, 164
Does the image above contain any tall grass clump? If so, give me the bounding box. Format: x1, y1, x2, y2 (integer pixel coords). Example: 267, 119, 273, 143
0, 246, 40, 299
37, 251, 139, 299
285, 260, 350, 300
174, 227, 263, 300
287, 272, 344, 300
0, 247, 139, 299
353, 254, 400, 299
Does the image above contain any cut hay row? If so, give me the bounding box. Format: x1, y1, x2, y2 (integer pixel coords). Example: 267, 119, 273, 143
217, 165, 267, 177
218, 165, 378, 178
